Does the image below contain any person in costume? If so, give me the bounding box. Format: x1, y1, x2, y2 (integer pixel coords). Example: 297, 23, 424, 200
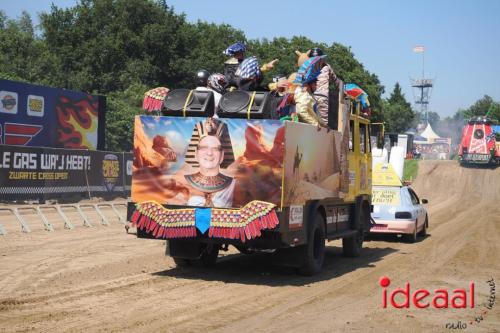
207, 73, 226, 115
307, 47, 340, 124
223, 41, 279, 90
293, 56, 328, 127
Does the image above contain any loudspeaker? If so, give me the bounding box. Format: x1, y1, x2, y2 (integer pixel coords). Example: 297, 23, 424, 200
163, 89, 214, 117
218, 91, 272, 119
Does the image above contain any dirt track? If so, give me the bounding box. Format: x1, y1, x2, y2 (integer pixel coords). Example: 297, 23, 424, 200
0, 160, 499, 332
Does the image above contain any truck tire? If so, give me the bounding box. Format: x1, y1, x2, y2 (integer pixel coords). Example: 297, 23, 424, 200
173, 257, 191, 267
343, 204, 366, 257
199, 244, 220, 267
297, 213, 326, 276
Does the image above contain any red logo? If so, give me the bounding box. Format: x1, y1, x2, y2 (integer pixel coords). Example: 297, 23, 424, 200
380, 276, 475, 309
3, 122, 43, 146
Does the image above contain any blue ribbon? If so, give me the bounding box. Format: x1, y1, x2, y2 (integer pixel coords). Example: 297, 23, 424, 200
195, 208, 211, 234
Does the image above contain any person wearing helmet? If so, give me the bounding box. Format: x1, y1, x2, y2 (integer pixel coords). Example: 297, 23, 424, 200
293, 56, 328, 127
195, 69, 210, 88
308, 47, 324, 57
207, 73, 227, 116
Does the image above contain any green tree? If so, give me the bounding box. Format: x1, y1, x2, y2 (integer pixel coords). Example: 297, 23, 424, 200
382, 82, 415, 132
39, 0, 188, 93
0, 10, 55, 84
462, 95, 500, 123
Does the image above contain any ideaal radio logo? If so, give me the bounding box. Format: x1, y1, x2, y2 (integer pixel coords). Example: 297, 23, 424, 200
102, 154, 120, 192
379, 276, 496, 330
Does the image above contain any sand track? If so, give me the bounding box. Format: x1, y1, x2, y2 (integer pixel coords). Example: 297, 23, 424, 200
1, 160, 499, 332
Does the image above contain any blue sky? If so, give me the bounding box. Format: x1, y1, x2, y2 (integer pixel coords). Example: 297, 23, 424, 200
2, 0, 500, 117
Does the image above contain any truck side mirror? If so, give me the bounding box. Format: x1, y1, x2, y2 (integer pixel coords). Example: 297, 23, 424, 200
377, 132, 384, 149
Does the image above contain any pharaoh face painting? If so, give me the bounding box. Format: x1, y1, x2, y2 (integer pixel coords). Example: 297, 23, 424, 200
132, 116, 284, 208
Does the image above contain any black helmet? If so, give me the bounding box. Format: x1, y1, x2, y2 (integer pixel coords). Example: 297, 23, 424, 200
309, 47, 324, 57
196, 69, 210, 87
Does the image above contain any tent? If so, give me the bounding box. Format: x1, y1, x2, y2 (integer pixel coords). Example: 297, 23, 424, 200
420, 123, 441, 140
414, 123, 451, 160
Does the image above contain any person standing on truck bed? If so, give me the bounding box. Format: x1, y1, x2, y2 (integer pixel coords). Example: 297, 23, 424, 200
307, 47, 340, 125
194, 70, 227, 117
293, 55, 328, 128
223, 41, 279, 90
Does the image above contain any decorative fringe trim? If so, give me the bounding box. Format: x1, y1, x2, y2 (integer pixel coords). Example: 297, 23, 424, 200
142, 87, 169, 112
131, 200, 279, 242
208, 201, 279, 243
131, 201, 196, 239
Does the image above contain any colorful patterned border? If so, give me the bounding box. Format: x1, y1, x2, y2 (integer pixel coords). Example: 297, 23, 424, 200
131, 200, 279, 242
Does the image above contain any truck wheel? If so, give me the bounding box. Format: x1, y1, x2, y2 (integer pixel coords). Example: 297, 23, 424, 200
199, 244, 220, 267
417, 216, 428, 237
297, 213, 326, 276
404, 223, 417, 243
342, 230, 364, 257
173, 257, 191, 267
343, 205, 366, 257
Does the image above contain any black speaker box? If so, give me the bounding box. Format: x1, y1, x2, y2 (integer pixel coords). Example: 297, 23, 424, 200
163, 89, 214, 117
218, 91, 272, 119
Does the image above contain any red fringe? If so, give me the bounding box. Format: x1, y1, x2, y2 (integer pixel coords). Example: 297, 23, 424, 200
207, 209, 278, 243
131, 210, 141, 225
142, 96, 164, 112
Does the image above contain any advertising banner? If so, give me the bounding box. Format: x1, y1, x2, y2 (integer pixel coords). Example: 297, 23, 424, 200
283, 121, 343, 206
0, 79, 105, 150
132, 116, 284, 208
0, 145, 128, 201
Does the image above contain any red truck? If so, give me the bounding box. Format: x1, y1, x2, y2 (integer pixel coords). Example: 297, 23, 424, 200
458, 116, 499, 166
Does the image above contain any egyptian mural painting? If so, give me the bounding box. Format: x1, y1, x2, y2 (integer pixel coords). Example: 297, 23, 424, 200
132, 116, 284, 208
283, 121, 343, 206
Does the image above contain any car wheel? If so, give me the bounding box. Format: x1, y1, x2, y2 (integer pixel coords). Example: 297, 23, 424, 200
417, 216, 428, 237
404, 222, 417, 243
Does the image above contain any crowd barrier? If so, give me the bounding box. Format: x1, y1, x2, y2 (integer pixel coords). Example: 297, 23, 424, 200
0, 201, 127, 235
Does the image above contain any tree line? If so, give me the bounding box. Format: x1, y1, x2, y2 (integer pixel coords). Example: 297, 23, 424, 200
1, 0, 497, 151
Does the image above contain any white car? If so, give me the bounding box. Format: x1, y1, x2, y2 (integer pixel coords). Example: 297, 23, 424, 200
370, 186, 429, 242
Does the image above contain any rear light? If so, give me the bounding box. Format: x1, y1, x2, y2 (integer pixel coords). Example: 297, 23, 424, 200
395, 212, 412, 219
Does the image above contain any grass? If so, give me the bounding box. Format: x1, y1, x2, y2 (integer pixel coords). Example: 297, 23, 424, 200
403, 159, 419, 182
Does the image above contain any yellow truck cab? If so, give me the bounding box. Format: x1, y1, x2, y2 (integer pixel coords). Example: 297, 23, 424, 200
127, 82, 374, 275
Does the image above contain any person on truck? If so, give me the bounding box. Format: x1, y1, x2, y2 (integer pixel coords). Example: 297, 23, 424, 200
293, 56, 328, 127
307, 47, 340, 125
194, 71, 227, 116
224, 41, 279, 90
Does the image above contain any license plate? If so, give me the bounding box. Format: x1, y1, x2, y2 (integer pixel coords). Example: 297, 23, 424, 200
371, 224, 387, 230
464, 153, 490, 161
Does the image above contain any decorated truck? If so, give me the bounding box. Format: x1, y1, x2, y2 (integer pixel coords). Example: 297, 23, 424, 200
458, 116, 499, 166
127, 83, 375, 275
